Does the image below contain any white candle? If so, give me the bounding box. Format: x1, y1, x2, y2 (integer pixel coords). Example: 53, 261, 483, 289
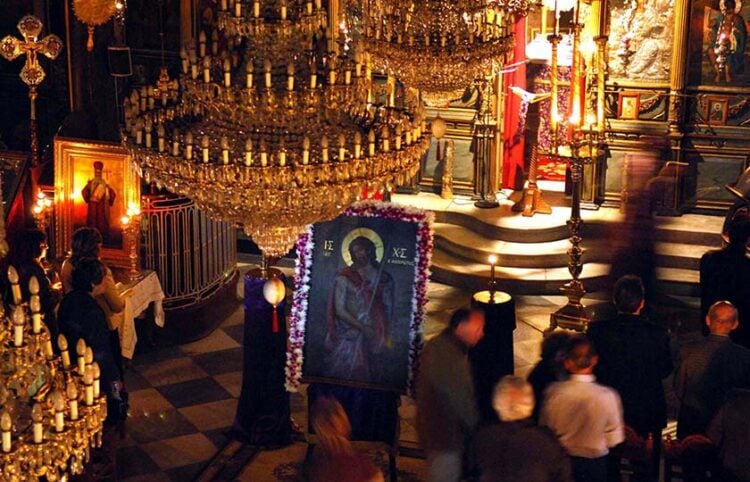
201, 135, 210, 162
30, 295, 41, 334
235, 1, 242, 17
264, 59, 272, 88
58, 334, 70, 368
67, 383, 79, 421
203, 56, 211, 83
354, 132, 362, 159
368, 130, 376, 157
245, 138, 253, 166
321, 136, 329, 162
199, 31, 207, 57
12, 307, 23, 347
345, 69, 351, 85
302, 136, 310, 165
278, 150, 286, 166
1, 412, 10, 453
329, 69, 337, 85
260, 149, 268, 167
246, 61, 254, 89
54, 394, 64, 432
157, 124, 166, 152
172, 129, 180, 156
306, 0, 312, 14
31, 404, 42, 444
221, 136, 230, 164
92, 362, 101, 398
76, 339, 86, 374
223, 58, 231, 87
287, 63, 295, 91
395, 126, 402, 150
84, 369, 94, 406
382, 127, 390, 152
185, 132, 194, 160
253, 0, 260, 18
221, 0, 227, 11
7, 266, 21, 305
281, 2, 287, 20
338, 134, 346, 161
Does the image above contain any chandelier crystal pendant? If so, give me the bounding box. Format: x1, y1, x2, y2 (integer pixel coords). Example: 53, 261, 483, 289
123, 0, 428, 258
349, 0, 538, 106
0, 269, 107, 481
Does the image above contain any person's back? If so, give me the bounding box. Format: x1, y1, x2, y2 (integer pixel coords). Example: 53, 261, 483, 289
707, 389, 750, 481
473, 376, 571, 482
675, 301, 750, 438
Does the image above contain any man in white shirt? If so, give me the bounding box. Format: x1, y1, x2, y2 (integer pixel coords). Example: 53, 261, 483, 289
541, 335, 625, 482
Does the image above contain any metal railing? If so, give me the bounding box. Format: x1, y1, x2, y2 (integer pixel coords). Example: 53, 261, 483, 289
141, 194, 237, 310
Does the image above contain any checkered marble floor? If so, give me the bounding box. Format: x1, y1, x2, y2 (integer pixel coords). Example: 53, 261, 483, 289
115, 272, 550, 482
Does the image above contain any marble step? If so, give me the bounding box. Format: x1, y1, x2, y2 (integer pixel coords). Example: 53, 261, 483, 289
434, 223, 714, 271
430, 250, 700, 297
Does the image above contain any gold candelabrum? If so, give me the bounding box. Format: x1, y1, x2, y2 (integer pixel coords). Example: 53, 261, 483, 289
0, 266, 107, 481
546, 4, 608, 332
123, 0, 428, 258
120, 204, 142, 281
351, 0, 539, 106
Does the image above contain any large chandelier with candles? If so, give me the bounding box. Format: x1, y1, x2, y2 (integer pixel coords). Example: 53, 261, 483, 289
349, 0, 538, 106
0, 268, 107, 480
123, 0, 429, 258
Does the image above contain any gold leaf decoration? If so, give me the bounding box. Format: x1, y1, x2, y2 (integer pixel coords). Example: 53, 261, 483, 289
72, 0, 117, 51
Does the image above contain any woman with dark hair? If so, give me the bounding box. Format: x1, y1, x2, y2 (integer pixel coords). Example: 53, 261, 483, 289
60, 227, 124, 328
58, 258, 127, 424
527, 331, 571, 422
6, 229, 60, 338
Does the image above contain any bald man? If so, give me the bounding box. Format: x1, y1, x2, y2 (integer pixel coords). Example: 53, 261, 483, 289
675, 301, 750, 438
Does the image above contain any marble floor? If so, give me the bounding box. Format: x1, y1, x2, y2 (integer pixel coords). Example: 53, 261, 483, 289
111, 263, 582, 482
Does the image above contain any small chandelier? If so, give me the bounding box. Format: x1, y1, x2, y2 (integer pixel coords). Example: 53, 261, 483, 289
349, 0, 537, 106
0, 269, 107, 480
123, 0, 428, 258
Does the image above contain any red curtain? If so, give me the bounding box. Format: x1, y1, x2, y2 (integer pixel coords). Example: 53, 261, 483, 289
501, 17, 527, 190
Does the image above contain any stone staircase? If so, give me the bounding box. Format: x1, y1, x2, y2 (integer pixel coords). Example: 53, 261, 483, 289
392, 193, 724, 298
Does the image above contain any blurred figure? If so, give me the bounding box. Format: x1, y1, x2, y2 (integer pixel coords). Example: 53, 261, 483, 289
6, 229, 60, 338
308, 397, 383, 482
58, 258, 126, 424
473, 376, 572, 482
527, 331, 571, 422
588, 275, 672, 478
707, 388, 750, 481
700, 209, 750, 348
541, 336, 625, 482
675, 301, 750, 438
417, 307, 485, 482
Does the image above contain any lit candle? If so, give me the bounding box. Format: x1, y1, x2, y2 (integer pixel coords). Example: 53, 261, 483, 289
12, 306, 23, 347
278, 147, 287, 167
406, 130, 412, 146
345, 67, 351, 85
84, 347, 94, 373
160, 88, 168, 106
190, 51, 199, 79
264, 59, 272, 89
315, 0, 321, 10
58, 334, 70, 369
260, 142, 268, 167
203, 56, 212, 83
253, 0, 260, 18
44, 337, 53, 358
302, 136, 310, 165
30, 295, 42, 334
144, 118, 153, 148
1, 412, 10, 453
246, 59, 254, 89
223, 57, 232, 87
395, 125, 402, 150
221, 136, 230, 164
66, 382, 79, 421
368, 130, 375, 157
92, 362, 101, 398
201, 135, 210, 162
306, 0, 313, 15
83, 368, 94, 406
185, 131, 194, 160
280, 0, 287, 20
180, 47, 189, 74
337, 134, 346, 161
354, 132, 362, 159
321, 135, 329, 163
53, 392, 64, 432
139, 86, 147, 111
147, 87, 155, 110
7, 266, 21, 305
310, 63, 317, 89
244, 137, 253, 166
157, 124, 166, 152
382, 126, 390, 152
199, 31, 207, 57
287, 63, 295, 91
172, 128, 180, 156
235, 0, 242, 17
76, 339, 86, 374
31, 404, 43, 443
329, 67, 337, 86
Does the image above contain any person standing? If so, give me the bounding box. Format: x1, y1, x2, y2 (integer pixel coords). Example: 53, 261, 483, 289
675, 301, 750, 438
700, 210, 750, 348
473, 376, 572, 482
707, 388, 750, 481
527, 331, 571, 422
587, 275, 672, 477
417, 308, 485, 482
541, 335, 625, 482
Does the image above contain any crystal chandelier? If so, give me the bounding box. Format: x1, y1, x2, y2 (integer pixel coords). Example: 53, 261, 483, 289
0, 269, 107, 480
349, 0, 537, 106
123, 0, 429, 258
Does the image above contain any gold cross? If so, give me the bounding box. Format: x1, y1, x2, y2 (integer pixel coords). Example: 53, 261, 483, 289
0, 15, 63, 89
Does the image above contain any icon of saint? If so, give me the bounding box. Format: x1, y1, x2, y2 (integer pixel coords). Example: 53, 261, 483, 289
82, 161, 116, 244
325, 233, 394, 382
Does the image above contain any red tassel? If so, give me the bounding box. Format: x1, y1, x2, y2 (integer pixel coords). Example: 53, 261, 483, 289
272, 307, 279, 333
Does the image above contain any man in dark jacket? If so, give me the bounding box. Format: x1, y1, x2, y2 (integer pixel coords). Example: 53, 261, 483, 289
700, 209, 750, 348
675, 301, 750, 438
588, 275, 672, 478
417, 308, 484, 482
707, 388, 750, 481
473, 376, 572, 482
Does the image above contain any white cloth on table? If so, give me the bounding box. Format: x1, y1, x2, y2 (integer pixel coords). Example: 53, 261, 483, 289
110, 271, 165, 359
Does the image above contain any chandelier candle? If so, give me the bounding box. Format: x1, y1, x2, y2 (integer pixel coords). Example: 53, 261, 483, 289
58, 334, 70, 368
31, 404, 43, 443
12, 307, 23, 347
1, 412, 10, 452
67, 382, 79, 421
7, 266, 21, 305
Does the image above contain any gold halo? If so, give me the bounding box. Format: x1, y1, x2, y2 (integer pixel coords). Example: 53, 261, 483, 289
341, 227, 384, 266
